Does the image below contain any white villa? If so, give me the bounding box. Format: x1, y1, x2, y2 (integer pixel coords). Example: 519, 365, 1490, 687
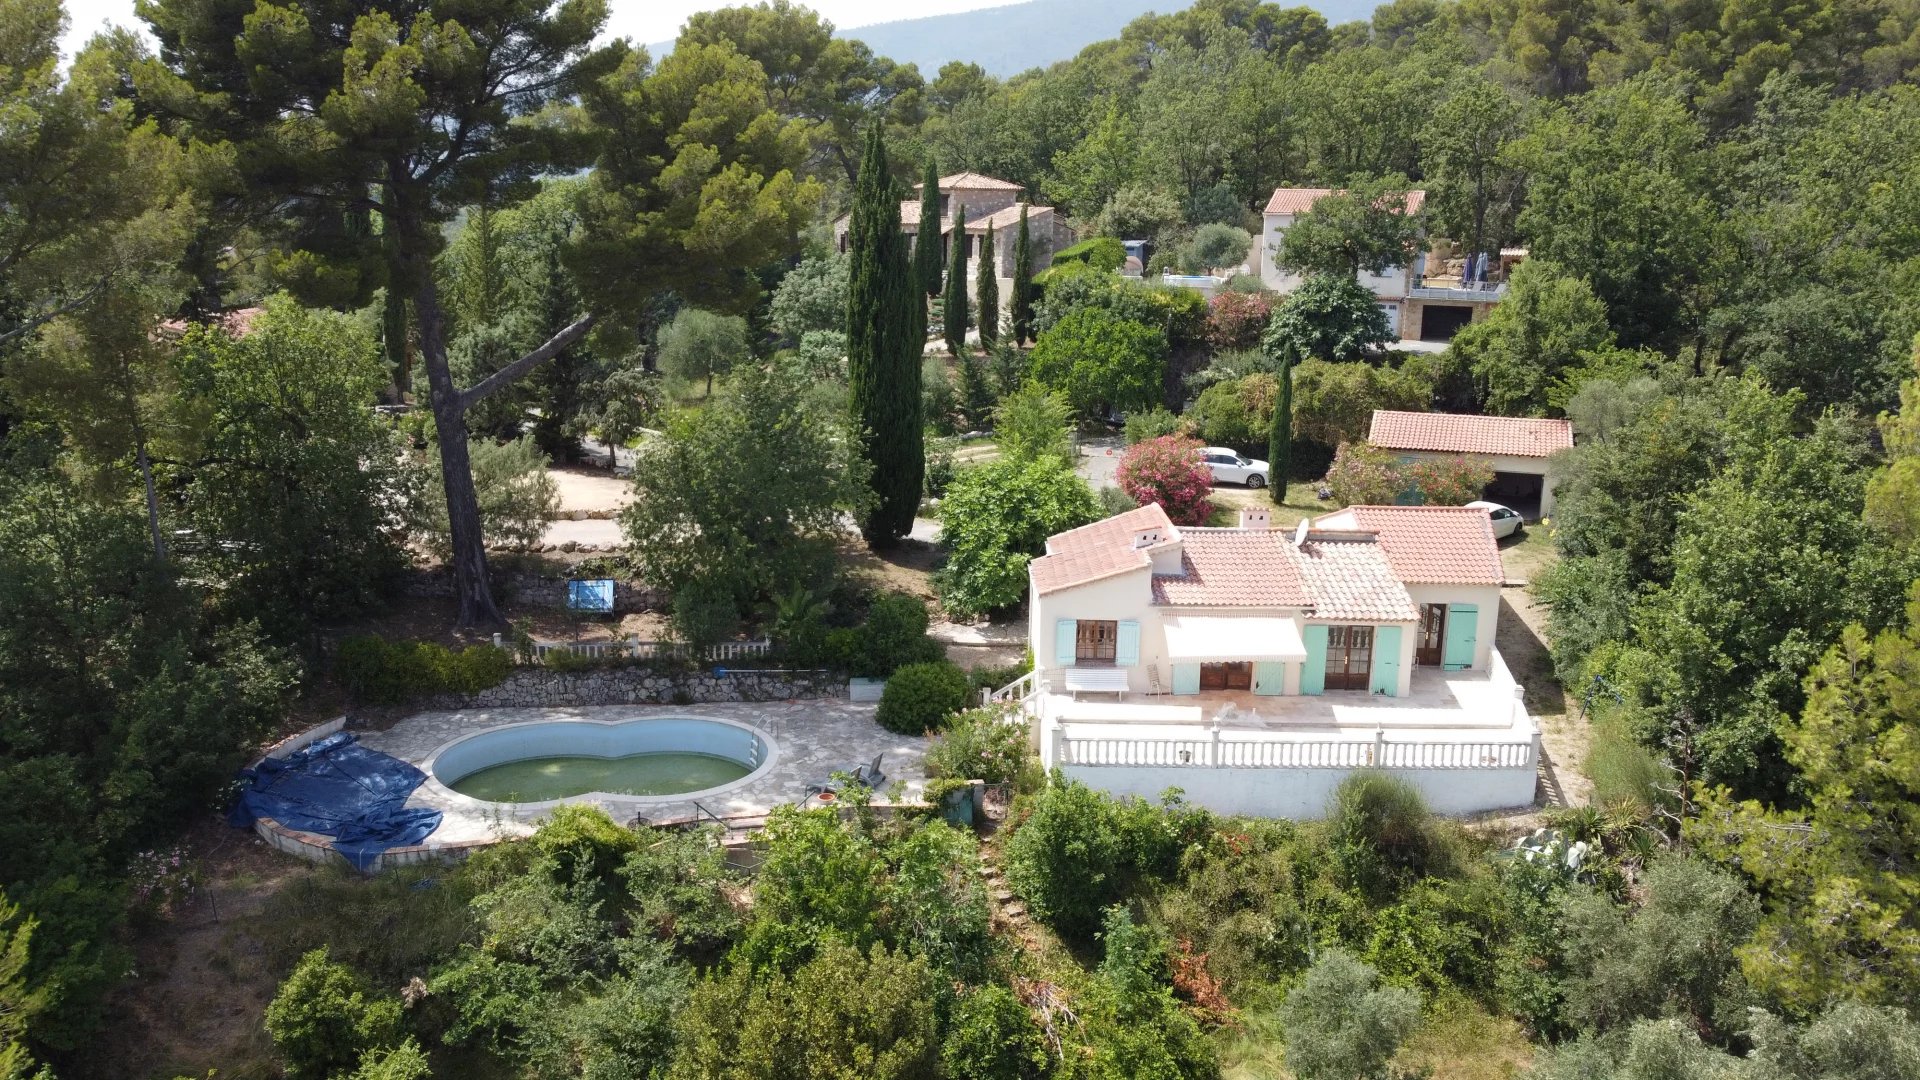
1004, 502, 1540, 818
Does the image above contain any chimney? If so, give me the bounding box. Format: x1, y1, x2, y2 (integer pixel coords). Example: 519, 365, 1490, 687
1238, 508, 1271, 530
1132, 527, 1163, 549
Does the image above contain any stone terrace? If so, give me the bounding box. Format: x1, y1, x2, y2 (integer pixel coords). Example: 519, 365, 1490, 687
359, 701, 929, 847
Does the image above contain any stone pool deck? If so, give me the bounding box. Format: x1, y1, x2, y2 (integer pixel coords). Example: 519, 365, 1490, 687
358, 702, 929, 847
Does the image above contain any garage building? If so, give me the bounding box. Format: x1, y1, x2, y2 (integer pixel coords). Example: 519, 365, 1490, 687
1368, 410, 1574, 520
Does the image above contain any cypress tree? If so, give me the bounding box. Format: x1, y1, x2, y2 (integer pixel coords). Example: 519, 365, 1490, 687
1269, 344, 1294, 506
1010, 204, 1035, 345
976, 221, 999, 346
915, 159, 942, 299
944, 206, 970, 357
846, 125, 924, 545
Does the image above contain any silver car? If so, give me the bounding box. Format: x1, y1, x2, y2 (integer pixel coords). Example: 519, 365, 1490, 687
1468, 500, 1524, 539
1201, 447, 1269, 488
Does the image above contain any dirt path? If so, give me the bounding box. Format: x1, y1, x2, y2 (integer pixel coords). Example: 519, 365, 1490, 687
1497, 531, 1594, 809
79, 819, 317, 1079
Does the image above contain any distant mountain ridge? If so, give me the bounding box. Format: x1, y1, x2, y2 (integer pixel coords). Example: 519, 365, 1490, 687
653, 0, 1388, 79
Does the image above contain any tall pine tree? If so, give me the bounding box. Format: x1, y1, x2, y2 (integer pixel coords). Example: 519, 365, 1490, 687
1010, 204, 1036, 345
976, 221, 999, 346
846, 126, 924, 545
916, 159, 943, 300
944, 206, 970, 357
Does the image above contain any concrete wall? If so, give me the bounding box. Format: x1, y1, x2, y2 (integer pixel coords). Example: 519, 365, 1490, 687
1059, 761, 1537, 817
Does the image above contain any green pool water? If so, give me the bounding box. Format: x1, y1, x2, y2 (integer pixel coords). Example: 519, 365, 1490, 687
448, 752, 752, 801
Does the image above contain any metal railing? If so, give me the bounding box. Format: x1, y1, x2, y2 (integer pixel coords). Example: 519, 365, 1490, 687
1408, 282, 1508, 302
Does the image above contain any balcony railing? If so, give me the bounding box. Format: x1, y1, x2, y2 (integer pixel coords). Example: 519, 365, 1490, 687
1409, 281, 1508, 302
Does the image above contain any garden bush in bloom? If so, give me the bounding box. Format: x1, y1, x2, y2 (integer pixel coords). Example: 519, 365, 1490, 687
1118, 435, 1216, 526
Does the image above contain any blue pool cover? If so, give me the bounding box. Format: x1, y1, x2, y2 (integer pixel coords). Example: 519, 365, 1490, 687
228, 732, 443, 871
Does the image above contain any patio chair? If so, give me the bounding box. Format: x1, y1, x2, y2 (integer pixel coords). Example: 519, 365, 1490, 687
803, 754, 886, 800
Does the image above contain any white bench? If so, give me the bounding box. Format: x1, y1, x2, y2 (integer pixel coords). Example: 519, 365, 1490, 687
1062, 666, 1129, 699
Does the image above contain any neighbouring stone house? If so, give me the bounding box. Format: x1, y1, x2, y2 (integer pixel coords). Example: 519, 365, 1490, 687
1368, 410, 1574, 519
832, 172, 1076, 315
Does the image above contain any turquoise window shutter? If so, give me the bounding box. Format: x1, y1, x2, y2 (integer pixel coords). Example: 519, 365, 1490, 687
1115, 621, 1141, 666
1253, 661, 1285, 696
1171, 664, 1201, 695
1442, 604, 1478, 670
1301, 625, 1329, 695
1371, 626, 1403, 695
1055, 620, 1078, 667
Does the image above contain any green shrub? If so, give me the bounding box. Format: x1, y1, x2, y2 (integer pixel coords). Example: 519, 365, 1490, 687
1049, 236, 1126, 273
833, 592, 944, 677
264, 946, 403, 1080
1003, 778, 1206, 941
876, 661, 971, 734
1326, 771, 1447, 901
1277, 950, 1422, 1080
942, 984, 1052, 1080
923, 705, 1034, 787
1123, 406, 1185, 444
532, 805, 643, 885
336, 635, 512, 704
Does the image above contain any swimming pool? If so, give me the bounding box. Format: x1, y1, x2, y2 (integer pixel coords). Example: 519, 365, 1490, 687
427, 716, 775, 804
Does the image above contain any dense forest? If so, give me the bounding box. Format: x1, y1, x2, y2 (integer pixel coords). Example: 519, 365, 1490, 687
2, 0, 1919, 1075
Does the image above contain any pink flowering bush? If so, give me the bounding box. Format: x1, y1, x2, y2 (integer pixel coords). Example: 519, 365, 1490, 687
1323, 441, 1403, 506
1324, 443, 1494, 507
128, 846, 197, 920
1405, 455, 1494, 506
1119, 435, 1216, 526
1204, 292, 1275, 351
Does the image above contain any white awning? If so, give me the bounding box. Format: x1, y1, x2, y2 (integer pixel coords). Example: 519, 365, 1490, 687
1162, 616, 1307, 663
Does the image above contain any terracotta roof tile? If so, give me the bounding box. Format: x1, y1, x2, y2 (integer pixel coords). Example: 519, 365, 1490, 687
1265, 187, 1427, 216
927, 172, 1025, 191
1292, 536, 1418, 621
1314, 506, 1504, 586
1150, 529, 1310, 607
1368, 410, 1573, 458
1030, 504, 1177, 595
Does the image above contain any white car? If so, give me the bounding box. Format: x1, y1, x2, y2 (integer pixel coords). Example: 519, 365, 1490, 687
1200, 447, 1269, 488
1469, 500, 1524, 539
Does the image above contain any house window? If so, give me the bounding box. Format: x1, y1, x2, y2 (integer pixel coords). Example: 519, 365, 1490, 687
1325, 625, 1374, 691
1076, 620, 1117, 665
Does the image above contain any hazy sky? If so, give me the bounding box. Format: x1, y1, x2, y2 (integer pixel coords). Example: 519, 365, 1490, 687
58, 0, 1004, 59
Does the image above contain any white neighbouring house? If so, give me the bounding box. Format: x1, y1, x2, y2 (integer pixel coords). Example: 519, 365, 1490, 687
1258, 187, 1520, 342
998, 502, 1540, 819
1368, 410, 1575, 520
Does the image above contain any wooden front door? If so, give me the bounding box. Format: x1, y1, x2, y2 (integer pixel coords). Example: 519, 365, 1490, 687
1416, 605, 1447, 667
1200, 662, 1252, 691
1325, 626, 1374, 691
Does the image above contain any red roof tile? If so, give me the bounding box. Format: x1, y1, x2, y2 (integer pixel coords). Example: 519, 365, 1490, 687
1030, 504, 1177, 595
1150, 529, 1311, 607
925, 172, 1024, 192
1369, 410, 1573, 458
1314, 507, 1504, 586
1265, 187, 1427, 216
1292, 536, 1418, 621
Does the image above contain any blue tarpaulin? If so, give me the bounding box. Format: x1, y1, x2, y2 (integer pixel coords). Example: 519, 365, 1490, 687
228, 732, 443, 871
568, 579, 615, 612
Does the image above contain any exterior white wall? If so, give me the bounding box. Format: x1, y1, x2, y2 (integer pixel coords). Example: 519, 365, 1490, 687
1261, 211, 1416, 300
1058, 762, 1538, 818
1032, 566, 1315, 695
1404, 584, 1502, 672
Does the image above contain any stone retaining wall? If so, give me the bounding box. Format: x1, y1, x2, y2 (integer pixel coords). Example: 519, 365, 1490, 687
417, 666, 844, 710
